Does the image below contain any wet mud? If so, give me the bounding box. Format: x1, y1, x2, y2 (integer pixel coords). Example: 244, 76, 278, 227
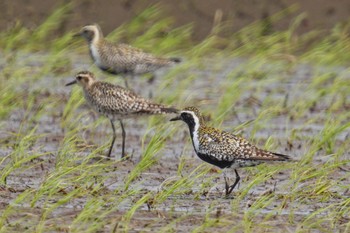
0, 52, 349, 232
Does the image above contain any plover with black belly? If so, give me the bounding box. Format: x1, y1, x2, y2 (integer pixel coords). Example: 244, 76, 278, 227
170, 106, 291, 196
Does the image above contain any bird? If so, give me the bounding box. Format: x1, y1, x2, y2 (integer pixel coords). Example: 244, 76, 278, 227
170, 106, 291, 196
65, 71, 178, 158
74, 24, 181, 88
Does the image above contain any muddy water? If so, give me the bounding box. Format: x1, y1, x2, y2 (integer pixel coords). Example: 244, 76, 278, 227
0, 52, 349, 232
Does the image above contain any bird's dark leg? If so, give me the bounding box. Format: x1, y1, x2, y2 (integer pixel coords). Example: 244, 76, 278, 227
119, 120, 126, 158
227, 169, 240, 195
147, 73, 155, 99
222, 169, 230, 195
123, 76, 129, 89
224, 176, 230, 196
147, 74, 156, 84
108, 119, 116, 158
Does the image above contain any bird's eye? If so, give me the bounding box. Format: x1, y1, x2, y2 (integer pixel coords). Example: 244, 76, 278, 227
77, 76, 82, 81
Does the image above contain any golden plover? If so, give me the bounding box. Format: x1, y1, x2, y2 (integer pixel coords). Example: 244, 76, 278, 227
66, 71, 178, 158
170, 106, 291, 195
74, 24, 181, 87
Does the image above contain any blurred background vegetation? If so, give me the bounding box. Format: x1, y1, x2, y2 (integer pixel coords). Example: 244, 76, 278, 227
1, 0, 350, 40
1, 0, 350, 58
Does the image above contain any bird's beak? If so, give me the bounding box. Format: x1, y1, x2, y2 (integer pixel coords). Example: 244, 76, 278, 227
65, 80, 77, 86
72, 32, 81, 38
170, 115, 182, 121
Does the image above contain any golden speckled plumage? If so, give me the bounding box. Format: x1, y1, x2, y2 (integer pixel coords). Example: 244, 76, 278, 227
170, 106, 291, 195
76, 24, 181, 87
66, 71, 178, 158
95, 41, 179, 75
83, 75, 177, 120
198, 126, 288, 163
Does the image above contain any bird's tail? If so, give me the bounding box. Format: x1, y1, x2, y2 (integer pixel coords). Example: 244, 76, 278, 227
272, 152, 291, 161
160, 107, 179, 114
252, 149, 292, 161
138, 104, 178, 115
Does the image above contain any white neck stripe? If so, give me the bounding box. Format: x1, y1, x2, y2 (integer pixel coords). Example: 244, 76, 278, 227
182, 110, 200, 151
92, 27, 100, 44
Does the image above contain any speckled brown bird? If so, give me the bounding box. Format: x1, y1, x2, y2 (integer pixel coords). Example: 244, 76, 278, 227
170, 106, 291, 195
66, 71, 178, 158
74, 24, 181, 88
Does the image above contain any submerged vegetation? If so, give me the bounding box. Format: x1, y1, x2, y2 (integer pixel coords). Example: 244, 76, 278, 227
0, 3, 349, 232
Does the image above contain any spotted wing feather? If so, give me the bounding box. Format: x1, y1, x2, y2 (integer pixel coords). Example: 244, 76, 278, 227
85, 82, 176, 118
199, 128, 290, 162
98, 42, 176, 75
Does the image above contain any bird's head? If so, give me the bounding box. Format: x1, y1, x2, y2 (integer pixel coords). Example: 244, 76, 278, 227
65, 71, 96, 89
170, 106, 205, 130
73, 24, 103, 43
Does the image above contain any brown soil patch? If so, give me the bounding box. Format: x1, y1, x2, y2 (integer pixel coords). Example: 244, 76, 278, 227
1, 0, 350, 40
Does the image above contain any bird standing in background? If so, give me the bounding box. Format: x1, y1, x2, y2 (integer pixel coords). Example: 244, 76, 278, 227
170, 106, 291, 196
65, 71, 178, 158
74, 24, 181, 88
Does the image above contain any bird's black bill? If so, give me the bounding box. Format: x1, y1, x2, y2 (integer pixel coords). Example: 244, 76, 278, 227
170, 116, 182, 121
65, 80, 77, 86
72, 32, 81, 38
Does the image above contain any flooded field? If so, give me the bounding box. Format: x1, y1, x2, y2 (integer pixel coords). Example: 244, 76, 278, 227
0, 48, 349, 232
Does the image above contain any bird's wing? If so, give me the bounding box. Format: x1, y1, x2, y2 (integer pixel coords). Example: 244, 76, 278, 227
117, 43, 145, 53
200, 128, 287, 161
116, 43, 172, 65
117, 44, 154, 60
127, 98, 170, 115
94, 83, 165, 115
90, 82, 139, 113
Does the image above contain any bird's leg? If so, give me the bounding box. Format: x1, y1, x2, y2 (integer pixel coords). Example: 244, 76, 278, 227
148, 88, 153, 99
119, 120, 126, 158
123, 76, 129, 89
108, 119, 117, 158
147, 74, 156, 84
223, 169, 230, 195
227, 169, 240, 195
148, 73, 155, 99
